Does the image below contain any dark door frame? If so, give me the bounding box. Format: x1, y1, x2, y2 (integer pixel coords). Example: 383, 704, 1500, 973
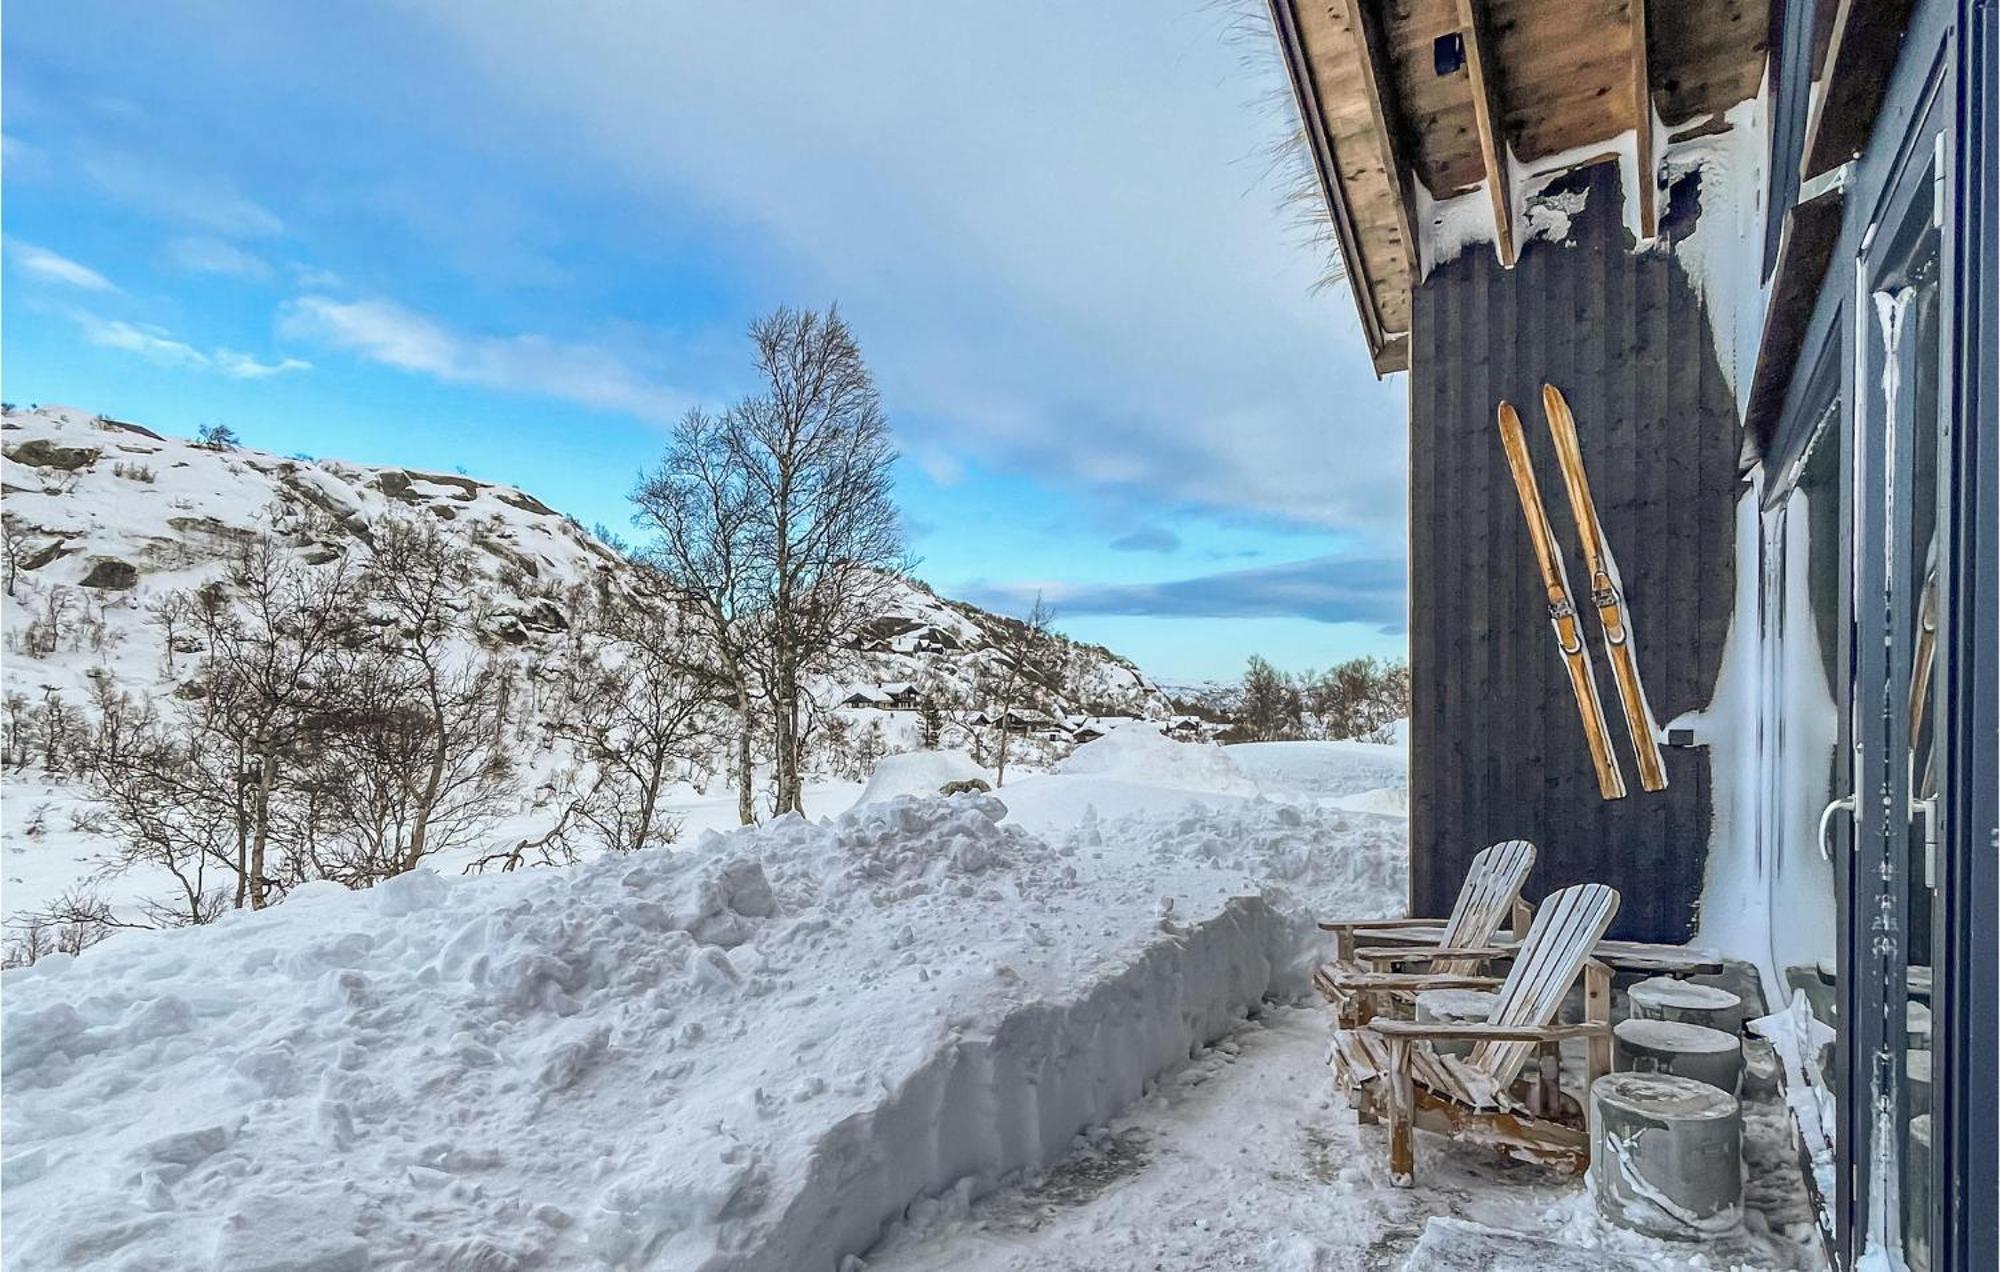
1850, 49, 1971, 1267
1758, 6, 1993, 1265
1939, 4, 1998, 1268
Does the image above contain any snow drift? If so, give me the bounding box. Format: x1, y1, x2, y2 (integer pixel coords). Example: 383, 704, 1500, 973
2, 779, 1406, 1270
1052, 725, 1256, 795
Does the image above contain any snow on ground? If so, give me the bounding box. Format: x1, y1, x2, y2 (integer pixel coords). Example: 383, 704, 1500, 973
1052, 726, 1260, 796
1, 728, 1817, 1270
1229, 738, 1408, 817
984, 728, 1410, 834
871, 1005, 1820, 1272
0, 737, 1408, 1271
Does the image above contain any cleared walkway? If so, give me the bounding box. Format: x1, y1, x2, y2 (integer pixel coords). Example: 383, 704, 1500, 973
867, 1004, 1821, 1271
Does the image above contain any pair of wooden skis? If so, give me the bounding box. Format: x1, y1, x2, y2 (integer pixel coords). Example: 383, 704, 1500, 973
1496, 385, 1667, 800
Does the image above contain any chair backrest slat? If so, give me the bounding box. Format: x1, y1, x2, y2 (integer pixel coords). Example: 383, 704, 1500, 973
1436, 840, 1535, 974
1469, 882, 1619, 1089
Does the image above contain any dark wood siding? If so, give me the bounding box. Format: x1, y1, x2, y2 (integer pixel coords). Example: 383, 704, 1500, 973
1408, 162, 1742, 942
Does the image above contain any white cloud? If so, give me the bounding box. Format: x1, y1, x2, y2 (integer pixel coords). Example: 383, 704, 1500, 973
79, 146, 283, 238
407, 2, 1409, 543
908, 443, 964, 487
7, 239, 118, 292
280, 295, 688, 421
960, 553, 1406, 629
60, 308, 309, 379
216, 349, 311, 379
288, 263, 345, 290
2, 133, 52, 182
165, 236, 273, 281
73, 314, 208, 368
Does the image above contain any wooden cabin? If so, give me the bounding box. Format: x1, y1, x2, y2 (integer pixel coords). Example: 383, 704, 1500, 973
1267, 0, 1996, 1265
841, 682, 923, 711
878, 681, 922, 711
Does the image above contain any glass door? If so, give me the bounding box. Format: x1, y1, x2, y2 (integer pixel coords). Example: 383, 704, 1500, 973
1853, 91, 1950, 1271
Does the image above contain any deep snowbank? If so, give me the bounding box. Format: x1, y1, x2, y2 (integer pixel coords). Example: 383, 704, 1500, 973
2, 774, 1405, 1271
758, 894, 1287, 1265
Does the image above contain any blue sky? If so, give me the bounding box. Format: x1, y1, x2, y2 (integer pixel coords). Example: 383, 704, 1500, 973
1, 1, 1409, 682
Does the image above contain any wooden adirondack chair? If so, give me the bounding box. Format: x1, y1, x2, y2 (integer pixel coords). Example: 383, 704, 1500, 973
1330, 882, 1619, 1186
1314, 839, 1536, 1027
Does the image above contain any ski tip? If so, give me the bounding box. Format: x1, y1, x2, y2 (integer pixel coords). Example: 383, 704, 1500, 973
1541, 382, 1570, 415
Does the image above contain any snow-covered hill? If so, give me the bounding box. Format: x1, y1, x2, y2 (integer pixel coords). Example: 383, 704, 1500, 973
0, 406, 1164, 718
0, 405, 1166, 939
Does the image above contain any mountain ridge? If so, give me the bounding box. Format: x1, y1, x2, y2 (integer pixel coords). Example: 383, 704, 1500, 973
1, 404, 1168, 721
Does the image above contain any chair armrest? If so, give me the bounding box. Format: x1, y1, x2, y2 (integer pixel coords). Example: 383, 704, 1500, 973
1366, 1019, 1612, 1043
1316, 917, 1443, 932
1353, 945, 1513, 967
1321, 971, 1506, 992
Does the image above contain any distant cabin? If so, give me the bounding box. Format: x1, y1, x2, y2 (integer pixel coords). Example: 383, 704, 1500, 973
841, 683, 922, 711
1001, 707, 1055, 730
858, 621, 965, 656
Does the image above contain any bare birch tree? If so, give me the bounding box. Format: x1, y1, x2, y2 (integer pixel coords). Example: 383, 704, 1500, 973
550, 590, 713, 852
343, 517, 515, 879
78, 711, 237, 926
984, 594, 1056, 788
198, 531, 362, 908
632, 408, 766, 825
1240, 654, 1299, 742
731, 305, 904, 814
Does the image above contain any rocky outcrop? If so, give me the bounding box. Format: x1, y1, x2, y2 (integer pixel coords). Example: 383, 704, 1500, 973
79, 558, 139, 590
5, 440, 99, 471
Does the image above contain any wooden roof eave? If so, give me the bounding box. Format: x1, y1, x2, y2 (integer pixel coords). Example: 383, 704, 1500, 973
1271, 0, 1413, 376
1798, 0, 1920, 180
1272, 0, 1767, 376
1743, 167, 1847, 456
1750, 0, 1916, 451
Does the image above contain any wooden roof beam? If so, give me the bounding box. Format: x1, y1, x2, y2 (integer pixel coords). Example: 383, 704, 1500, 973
1631, 0, 1657, 240
1454, 0, 1517, 268
1342, 0, 1422, 280
1268, 0, 1407, 373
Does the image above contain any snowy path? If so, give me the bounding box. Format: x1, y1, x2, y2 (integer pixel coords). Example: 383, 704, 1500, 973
868, 1005, 1820, 1272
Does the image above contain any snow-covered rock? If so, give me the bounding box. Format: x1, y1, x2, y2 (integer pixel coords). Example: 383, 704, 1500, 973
853, 749, 993, 806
